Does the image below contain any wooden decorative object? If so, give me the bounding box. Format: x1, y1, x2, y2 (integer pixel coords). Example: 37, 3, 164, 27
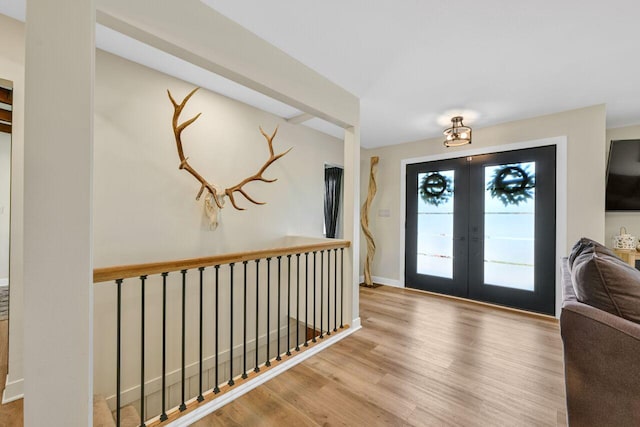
613, 248, 639, 268
361, 156, 379, 287
167, 87, 291, 228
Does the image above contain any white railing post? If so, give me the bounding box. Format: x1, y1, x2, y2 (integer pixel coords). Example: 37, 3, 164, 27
343, 126, 361, 328
23, 0, 95, 424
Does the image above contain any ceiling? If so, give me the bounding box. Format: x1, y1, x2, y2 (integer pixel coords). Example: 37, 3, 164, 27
3, 1, 640, 148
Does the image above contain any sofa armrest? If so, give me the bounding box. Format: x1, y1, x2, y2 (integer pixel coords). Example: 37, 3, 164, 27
561, 302, 640, 426
563, 301, 640, 340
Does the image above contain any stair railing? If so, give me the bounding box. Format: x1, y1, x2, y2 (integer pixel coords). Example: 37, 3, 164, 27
94, 239, 350, 426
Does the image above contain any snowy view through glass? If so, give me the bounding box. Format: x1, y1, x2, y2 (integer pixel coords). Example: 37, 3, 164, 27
484, 162, 535, 291
417, 170, 454, 279
416, 163, 535, 290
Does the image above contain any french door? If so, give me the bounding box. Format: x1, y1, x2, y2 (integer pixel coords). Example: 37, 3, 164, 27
405, 146, 556, 315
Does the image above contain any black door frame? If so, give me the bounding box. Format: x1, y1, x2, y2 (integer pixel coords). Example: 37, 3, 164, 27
467, 146, 556, 315
405, 157, 469, 297
403, 144, 558, 315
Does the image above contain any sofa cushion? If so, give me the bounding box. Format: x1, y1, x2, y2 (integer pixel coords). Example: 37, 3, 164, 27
568, 237, 617, 270
571, 248, 640, 324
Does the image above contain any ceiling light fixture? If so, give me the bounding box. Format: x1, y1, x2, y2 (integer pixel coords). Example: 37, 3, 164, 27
443, 116, 472, 147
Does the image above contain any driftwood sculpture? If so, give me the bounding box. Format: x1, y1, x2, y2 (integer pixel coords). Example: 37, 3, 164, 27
168, 87, 291, 228
361, 156, 379, 287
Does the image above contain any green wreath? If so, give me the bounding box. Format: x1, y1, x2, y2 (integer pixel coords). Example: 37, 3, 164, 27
420, 172, 453, 206
487, 164, 535, 206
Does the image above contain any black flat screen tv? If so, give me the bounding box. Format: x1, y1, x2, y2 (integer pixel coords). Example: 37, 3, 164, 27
606, 139, 640, 211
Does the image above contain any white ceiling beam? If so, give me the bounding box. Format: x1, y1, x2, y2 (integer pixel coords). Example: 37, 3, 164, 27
95, 1, 359, 128
286, 113, 314, 125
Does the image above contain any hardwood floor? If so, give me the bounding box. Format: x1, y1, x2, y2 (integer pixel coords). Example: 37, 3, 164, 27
0, 320, 23, 427
0, 286, 567, 426
194, 286, 567, 427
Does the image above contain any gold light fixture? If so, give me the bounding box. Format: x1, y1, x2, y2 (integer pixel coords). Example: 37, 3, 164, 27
443, 116, 472, 147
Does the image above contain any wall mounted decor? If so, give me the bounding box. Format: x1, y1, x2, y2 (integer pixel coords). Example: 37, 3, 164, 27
168, 87, 291, 228
486, 163, 535, 206
419, 172, 453, 207
361, 156, 379, 287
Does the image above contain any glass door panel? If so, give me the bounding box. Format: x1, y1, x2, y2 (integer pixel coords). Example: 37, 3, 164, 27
417, 170, 455, 279
406, 157, 468, 297
483, 162, 535, 291
468, 146, 556, 315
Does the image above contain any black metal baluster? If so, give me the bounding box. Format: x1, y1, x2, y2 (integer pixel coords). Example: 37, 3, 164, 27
340, 248, 345, 328
304, 252, 309, 347
266, 258, 272, 367
140, 275, 147, 426
334, 248, 338, 332
228, 263, 235, 386
276, 256, 282, 361
116, 279, 122, 427
214, 265, 220, 394
295, 253, 300, 352
254, 259, 260, 373
179, 270, 187, 412
313, 252, 317, 343
320, 250, 324, 339
242, 261, 248, 379
197, 267, 205, 402
160, 273, 168, 421
326, 252, 332, 336
286, 254, 292, 356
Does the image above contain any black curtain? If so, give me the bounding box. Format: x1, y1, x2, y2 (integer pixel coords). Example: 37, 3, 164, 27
324, 167, 343, 238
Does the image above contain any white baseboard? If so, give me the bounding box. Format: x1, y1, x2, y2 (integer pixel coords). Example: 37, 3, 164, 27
2, 376, 24, 404
0, 278, 8, 286
359, 275, 404, 288
351, 317, 361, 329
372, 276, 403, 288
166, 324, 361, 427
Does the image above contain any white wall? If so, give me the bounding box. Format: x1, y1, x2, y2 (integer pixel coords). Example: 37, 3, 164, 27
94, 50, 343, 267
0, 131, 10, 282
0, 13, 24, 403
360, 105, 606, 286
604, 124, 640, 247
94, 0, 359, 128
93, 0, 362, 335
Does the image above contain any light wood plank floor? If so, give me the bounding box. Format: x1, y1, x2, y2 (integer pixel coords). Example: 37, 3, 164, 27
0, 286, 567, 426
194, 286, 567, 427
0, 320, 23, 427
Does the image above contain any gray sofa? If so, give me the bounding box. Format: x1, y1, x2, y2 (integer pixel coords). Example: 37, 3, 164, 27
560, 258, 640, 426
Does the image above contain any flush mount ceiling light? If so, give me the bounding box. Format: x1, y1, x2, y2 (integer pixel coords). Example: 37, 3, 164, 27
443, 116, 472, 147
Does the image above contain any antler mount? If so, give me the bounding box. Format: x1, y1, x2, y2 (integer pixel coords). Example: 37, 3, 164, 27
168, 87, 291, 225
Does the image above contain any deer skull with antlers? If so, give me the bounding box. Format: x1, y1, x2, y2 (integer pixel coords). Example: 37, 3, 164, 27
168, 87, 292, 229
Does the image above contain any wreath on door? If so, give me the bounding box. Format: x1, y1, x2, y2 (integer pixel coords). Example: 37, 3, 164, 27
419, 172, 453, 206
487, 164, 535, 206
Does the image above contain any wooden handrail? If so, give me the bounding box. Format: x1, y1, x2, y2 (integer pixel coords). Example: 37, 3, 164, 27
94, 240, 350, 283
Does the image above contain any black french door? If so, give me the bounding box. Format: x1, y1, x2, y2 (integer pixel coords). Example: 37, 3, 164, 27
405, 146, 556, 315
